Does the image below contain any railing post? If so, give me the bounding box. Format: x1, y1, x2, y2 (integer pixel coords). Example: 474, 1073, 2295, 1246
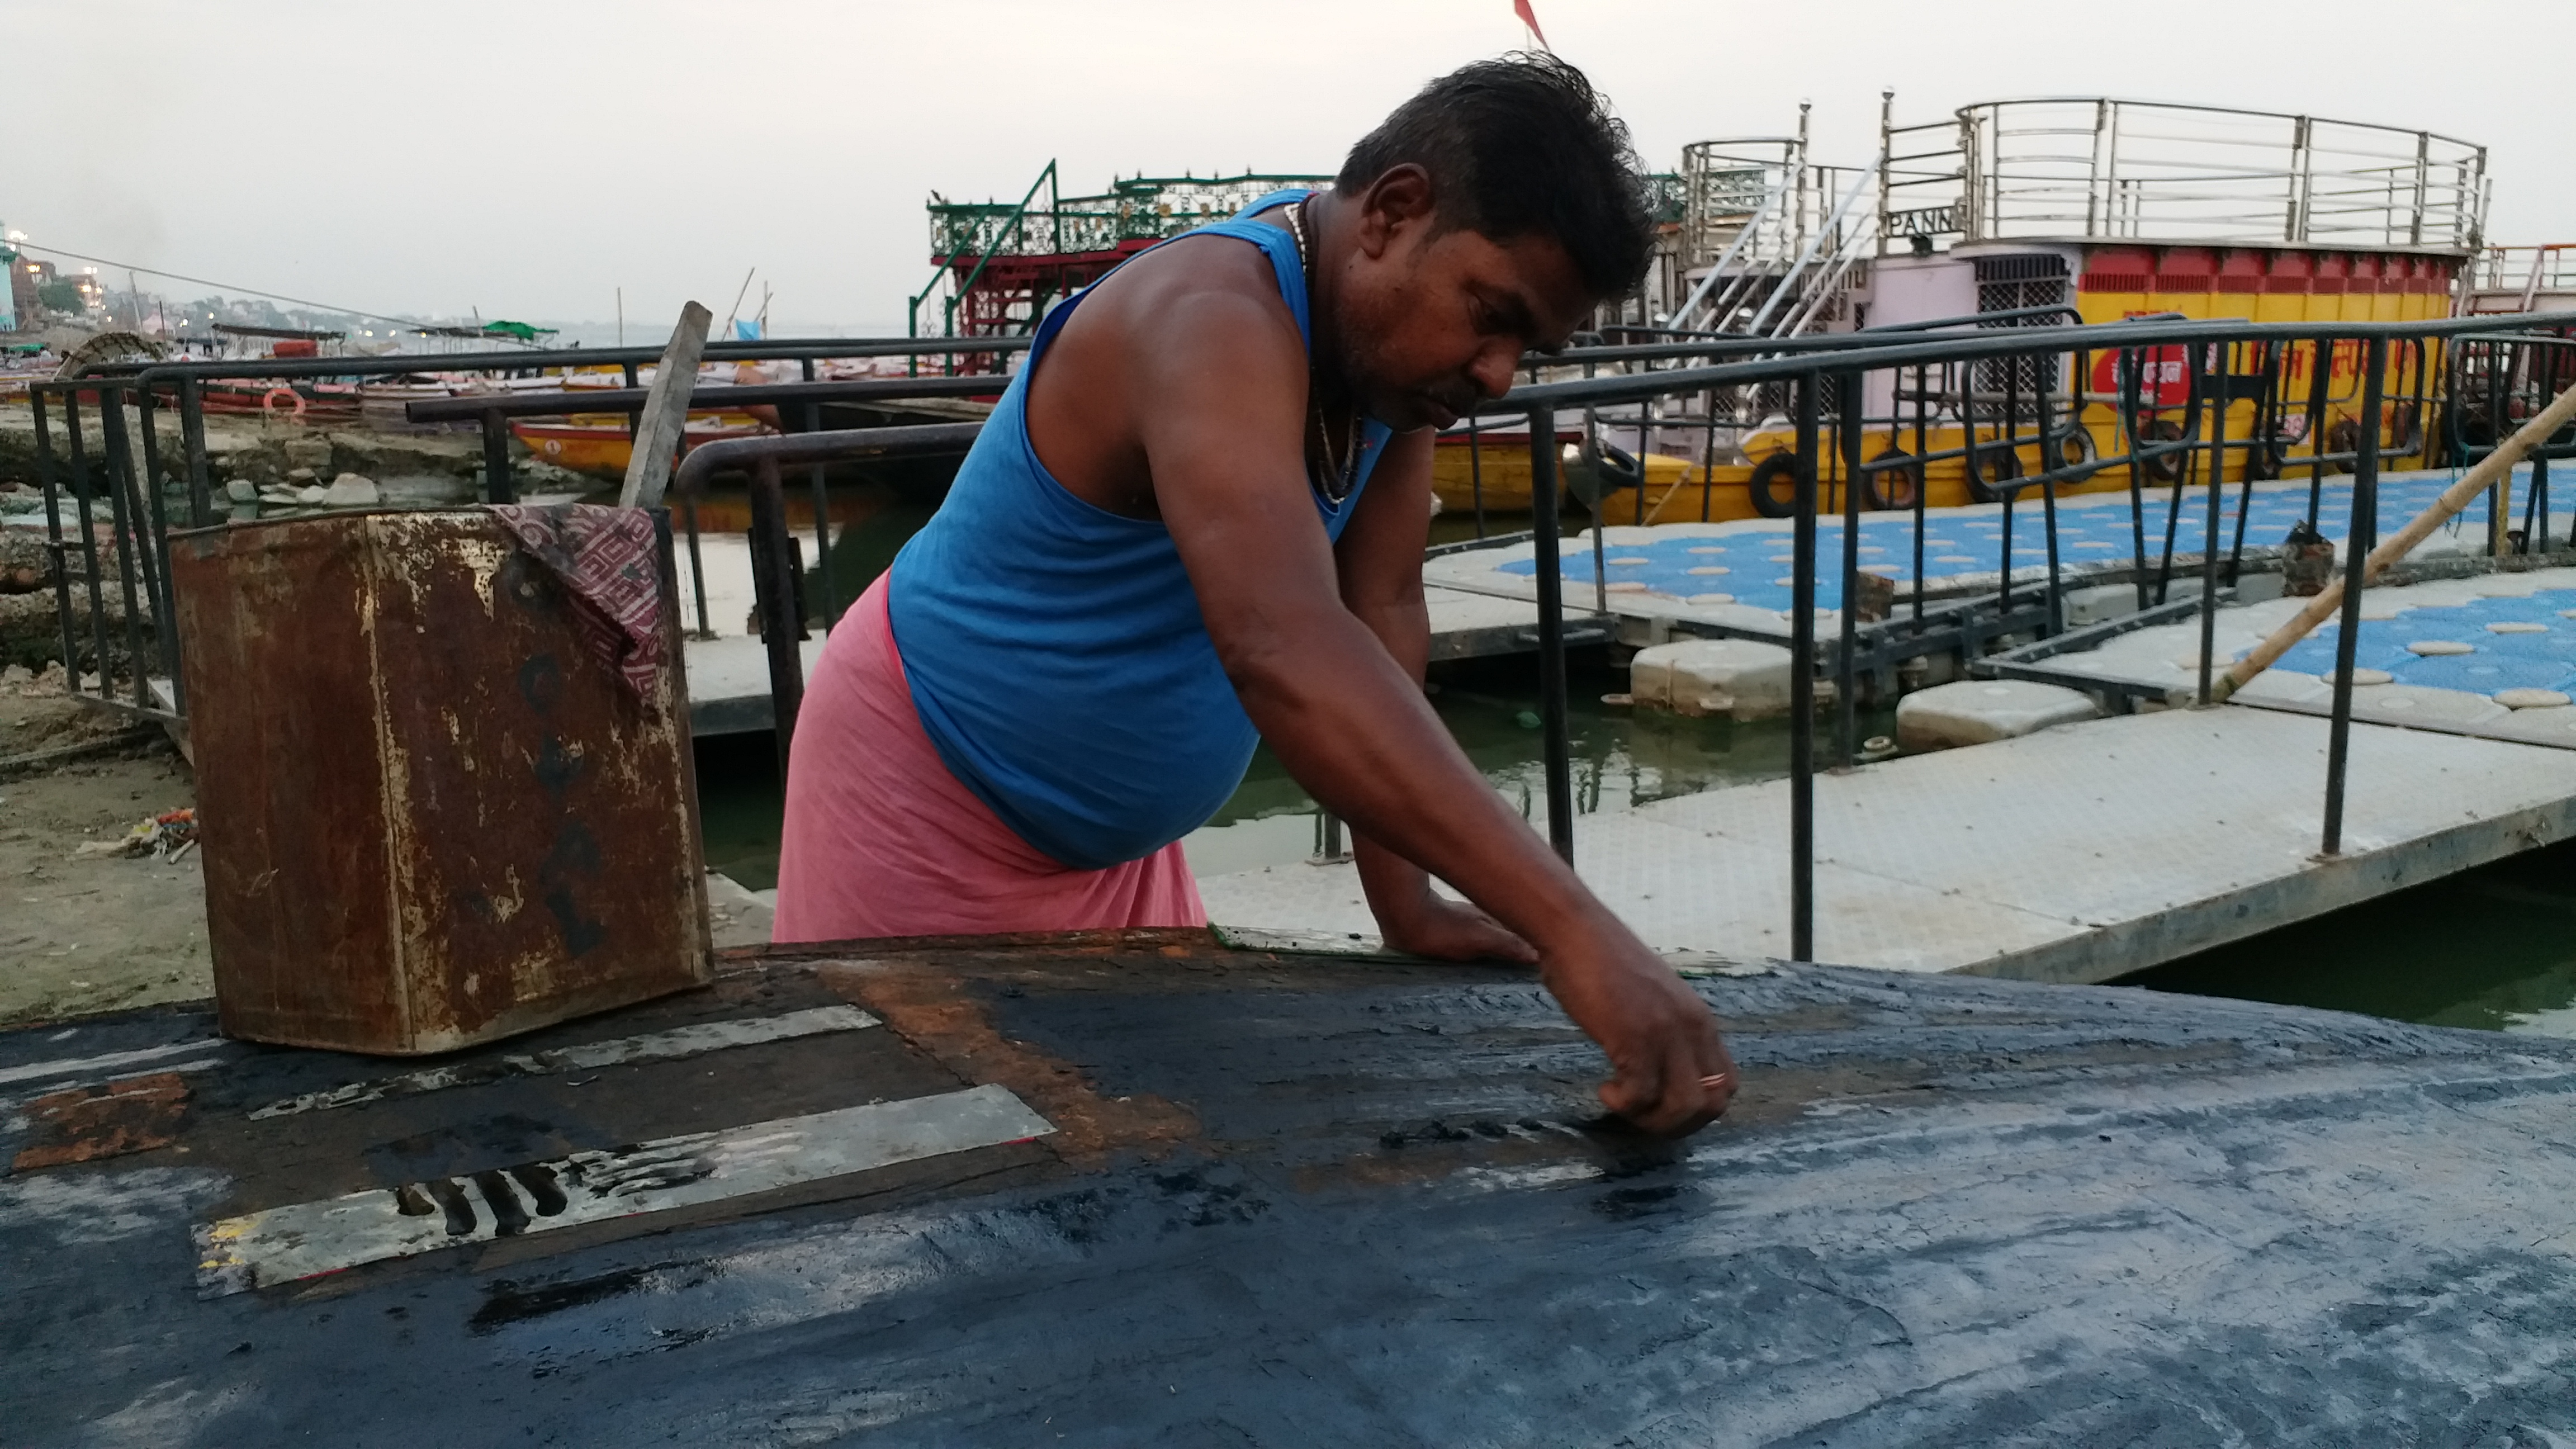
179, 377, 212, 529
749, 456, 808, 780
1789, 375, 1820, 963
480, 408, 515, 504
2197, 341, 2225, 705
2322, 335, 2389, 856
1467, 414, 1486, 538
96, 391, 165, 712
2120, 349, 2152, 612
1528, 407, 1575, 864
1834, 370, 1863, 768
31, 390, 83, 693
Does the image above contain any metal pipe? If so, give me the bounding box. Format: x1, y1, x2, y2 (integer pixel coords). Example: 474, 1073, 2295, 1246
670, 423, 984, 501
2122, 351, 2152, 612
402, 373, 1003, 424
1528, 408, 1574, 864
680, 495, 712, 640
129, 385, 184, 702
2304, 336, 2332, 523
179, 378, 211, 529
1494, 309, 2576, 414
2197, 342, 2224, 705
2323, 337, 2389, 855
1789, 376, 1820, 962
479, 409, 515, 504
2033, 357, 2066, 635
1467, 414, 1486, 538
96, 395, 165, 712
1835, 371, 1863, 768
749, 456, 807, 778
58, 395, 115, 701
31, 395, 82, 692
99, 335, 1037, 385
1912, 363, 1930, 621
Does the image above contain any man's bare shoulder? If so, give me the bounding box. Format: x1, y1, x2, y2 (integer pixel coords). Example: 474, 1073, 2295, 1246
1067, 230, 1304, 363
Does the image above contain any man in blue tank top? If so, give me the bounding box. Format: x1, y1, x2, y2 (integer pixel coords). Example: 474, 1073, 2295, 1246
779, 55, 1735, 1137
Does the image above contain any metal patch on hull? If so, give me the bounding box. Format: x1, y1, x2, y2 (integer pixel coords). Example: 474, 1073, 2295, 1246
195, 1083, 1053, 1294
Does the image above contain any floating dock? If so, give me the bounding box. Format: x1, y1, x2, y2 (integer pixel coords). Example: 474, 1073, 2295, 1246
10, 936, 2576, 1443
1201, 702, 2576, 980
1427, 465, 2556, 637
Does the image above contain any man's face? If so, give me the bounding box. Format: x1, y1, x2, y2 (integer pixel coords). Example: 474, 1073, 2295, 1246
1332, 178, 1598, 432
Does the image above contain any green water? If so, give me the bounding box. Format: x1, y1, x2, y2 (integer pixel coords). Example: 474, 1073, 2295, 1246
2122, 842, 2576, 1037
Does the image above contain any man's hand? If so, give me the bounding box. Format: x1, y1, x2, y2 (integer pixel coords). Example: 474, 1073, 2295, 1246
1378, 891, 1538, 965
1542, 917, 1736, 1136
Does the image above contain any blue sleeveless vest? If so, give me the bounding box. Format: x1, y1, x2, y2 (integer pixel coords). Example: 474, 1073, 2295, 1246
886, 191, 1392, 869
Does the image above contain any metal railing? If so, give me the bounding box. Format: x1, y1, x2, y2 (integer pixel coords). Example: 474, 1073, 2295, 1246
36, 313, 2576, 976
22, 336, 1031, 723
1881, 97, 2487, 251
2469, 244, 2576, 310
652, 311, 2576, 973
1493, 309, 2576, 959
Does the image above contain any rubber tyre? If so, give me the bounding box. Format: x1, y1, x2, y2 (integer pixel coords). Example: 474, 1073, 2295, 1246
1964, 443, 2022, 504
2048, 426, 2100, 484
1748, 452, 1801, 519
1864, 448, 1922, 510
2138, 419, 2187, 484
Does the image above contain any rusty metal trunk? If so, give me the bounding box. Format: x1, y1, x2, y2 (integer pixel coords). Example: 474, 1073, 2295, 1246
169, 510, 712, 1055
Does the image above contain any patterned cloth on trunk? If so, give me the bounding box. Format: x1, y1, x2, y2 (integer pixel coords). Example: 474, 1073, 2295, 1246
485, 504, 664, 698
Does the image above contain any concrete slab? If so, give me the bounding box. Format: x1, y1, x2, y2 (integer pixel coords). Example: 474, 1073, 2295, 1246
1635, 707, 2576, 983
681, 633, 830, 737
1197, 809, 2089, 975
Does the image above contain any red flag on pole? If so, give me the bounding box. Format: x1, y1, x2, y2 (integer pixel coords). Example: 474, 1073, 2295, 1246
1513, 0, 1551, 49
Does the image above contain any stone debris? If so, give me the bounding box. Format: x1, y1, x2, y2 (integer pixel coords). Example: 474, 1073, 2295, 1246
320, 473, 379, 506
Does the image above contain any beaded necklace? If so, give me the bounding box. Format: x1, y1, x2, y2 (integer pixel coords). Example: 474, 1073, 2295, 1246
1281, 197, 1361, 503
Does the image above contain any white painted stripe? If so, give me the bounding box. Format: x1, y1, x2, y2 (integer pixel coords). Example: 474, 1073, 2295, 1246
195, 1083, 1053, 1294
0, 1039, 228, 1090
245, 1005, 881, 1120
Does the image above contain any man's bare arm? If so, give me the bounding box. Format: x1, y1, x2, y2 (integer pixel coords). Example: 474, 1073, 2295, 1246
1130, 280, 1733, 1135
1330, 429, 1537, 965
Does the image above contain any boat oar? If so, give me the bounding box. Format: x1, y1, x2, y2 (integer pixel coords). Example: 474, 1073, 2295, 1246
2212, 377, 2576, 703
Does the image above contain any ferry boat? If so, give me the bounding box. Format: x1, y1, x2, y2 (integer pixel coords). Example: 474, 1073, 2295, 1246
912, 102, 2533, 529
1484, 97, 2489, 526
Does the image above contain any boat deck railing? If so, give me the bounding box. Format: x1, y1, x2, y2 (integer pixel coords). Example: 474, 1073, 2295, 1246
1881, 98, 2488, 252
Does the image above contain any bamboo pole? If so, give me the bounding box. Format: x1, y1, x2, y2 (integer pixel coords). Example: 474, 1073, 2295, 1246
2212, 376, 2576, 703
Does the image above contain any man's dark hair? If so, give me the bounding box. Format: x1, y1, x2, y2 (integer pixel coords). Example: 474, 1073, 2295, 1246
1336, 53, 1655, 299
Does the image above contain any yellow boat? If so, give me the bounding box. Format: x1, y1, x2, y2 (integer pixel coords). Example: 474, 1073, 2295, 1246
513, 411, 773, 479
1441, 96, 2474, 526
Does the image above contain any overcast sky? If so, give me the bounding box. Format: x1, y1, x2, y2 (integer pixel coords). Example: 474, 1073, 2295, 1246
10, 0, 2565, 332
